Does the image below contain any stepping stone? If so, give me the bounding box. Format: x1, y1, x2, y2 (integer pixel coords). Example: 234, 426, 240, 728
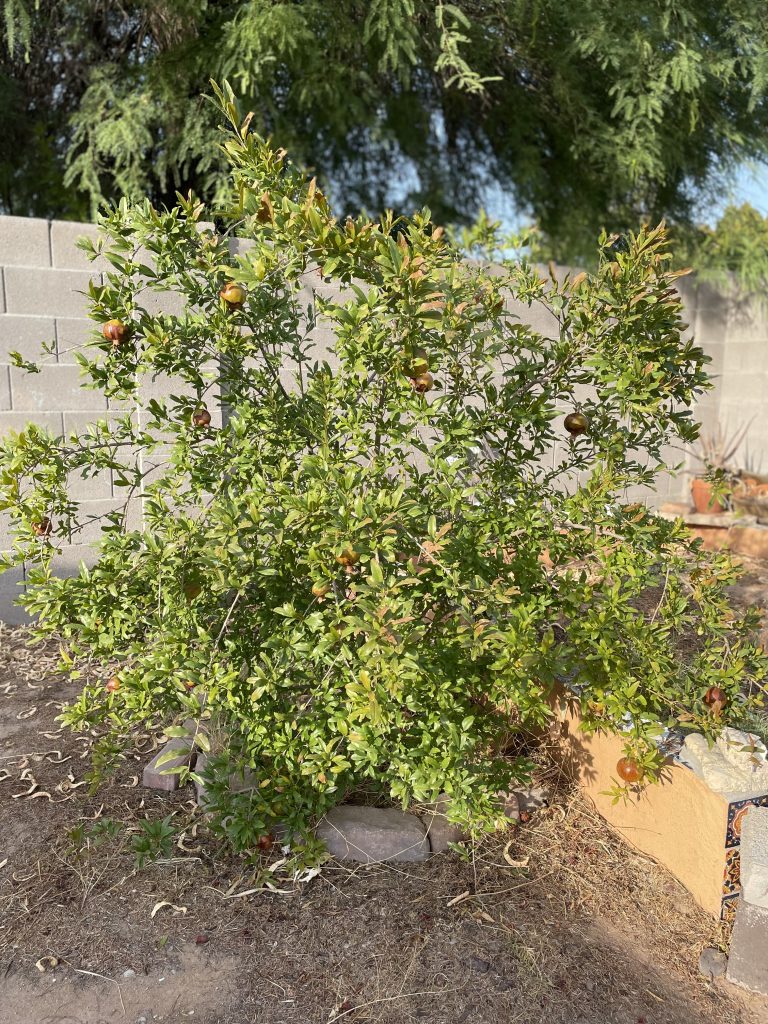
317, 805, 430, 863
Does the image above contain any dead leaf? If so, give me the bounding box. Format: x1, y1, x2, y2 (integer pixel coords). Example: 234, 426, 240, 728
503, 841, 530, 869
447, 890, 471, 907
12, 783, 38, 799
150, 901, 187, 919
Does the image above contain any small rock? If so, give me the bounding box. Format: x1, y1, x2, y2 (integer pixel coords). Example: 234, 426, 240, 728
699, 947, 727, 980
497, 790, 520, 819
123, 968, 136, 979
317, 805, 430, 863
468, 956, 491, 974
143, 719, 197, 791
513, 785, 550, 812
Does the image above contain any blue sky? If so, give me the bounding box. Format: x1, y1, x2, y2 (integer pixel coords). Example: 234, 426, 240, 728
713, 162, 768, 219
479, 161, 768, 238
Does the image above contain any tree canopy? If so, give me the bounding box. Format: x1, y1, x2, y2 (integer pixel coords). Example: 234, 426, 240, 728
3, 1, 768, 261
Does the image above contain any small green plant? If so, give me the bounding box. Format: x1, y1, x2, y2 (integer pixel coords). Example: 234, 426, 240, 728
1, 81, 767, 848
132, 816, 176, 868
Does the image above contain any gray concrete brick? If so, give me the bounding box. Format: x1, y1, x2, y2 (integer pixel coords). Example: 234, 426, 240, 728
0, 314, 56, 363
135, 285, 188, 317
62, 410, 123, 436
68, 498, 137, 543
722, 341, 767, 374
4, 267, 100, 318
693, 280, 730, 313
47, 544, 101, 579
0, 563, 30, 625
718, 374, 767, 404
506, 299, 560, 339
0, 365, 10, 410
726, 901, 768, 994
739, 807, 768, 909
55, 318, 95, 363
0, 512, 16, 549
9, 364, 107, 412
229, 237, 255, 259
0, 411, 63, 439
693, 304, 729, 348
317, 805, 430, 863
50, 220, 106, 271
67, 468, 114, 501
0, 216, 50, 267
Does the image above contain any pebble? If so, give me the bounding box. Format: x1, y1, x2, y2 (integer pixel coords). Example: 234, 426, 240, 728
123, 969, 136, 979
699, 947, 727, 979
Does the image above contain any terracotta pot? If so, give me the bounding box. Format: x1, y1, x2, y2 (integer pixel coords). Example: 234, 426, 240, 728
691, 477, 725, 515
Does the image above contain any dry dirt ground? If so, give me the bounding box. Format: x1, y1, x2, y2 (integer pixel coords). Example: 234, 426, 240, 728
2, 623, 768, 1024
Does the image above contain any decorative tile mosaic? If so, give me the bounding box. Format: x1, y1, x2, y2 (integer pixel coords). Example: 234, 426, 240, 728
720, 892, 740, 926
726, 794, 768, 849
723, 847, 741, 896
720, 794, 768, 920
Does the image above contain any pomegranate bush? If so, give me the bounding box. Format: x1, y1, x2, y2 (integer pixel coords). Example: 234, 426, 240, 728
1, 82, 766, 849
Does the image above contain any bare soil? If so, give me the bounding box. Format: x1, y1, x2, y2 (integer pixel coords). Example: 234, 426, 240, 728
2, 622, 768, 1024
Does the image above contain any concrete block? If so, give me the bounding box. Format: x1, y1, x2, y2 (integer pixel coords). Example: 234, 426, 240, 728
739, 807, 768, 908
66, 467, 114, 501
416, 796, 464, 854
0, 411, 62, 438
48, 544, 101, 579
0, 216, 50, 267
0, 365, 9, 410
0, 315, 56, 363
143, 718, 198, 791
693, 280, 730, 313
317, 805, 430, 863
61, 410, 122, 437
50, 220, 105, 271
70, 498, 138, 543
4, 267, 100, 319
0, 514, 19, 554
9, 364, 107, 412
718, 373, 767, 403
506, 299, 559, 339
726, 902, 768, 994
726, 307, 768, 344
55, 318, 95, 362
229, 237, 255, 259
0, 563, 30, 624
135, 285, 188, 318
722, 341, 765, 374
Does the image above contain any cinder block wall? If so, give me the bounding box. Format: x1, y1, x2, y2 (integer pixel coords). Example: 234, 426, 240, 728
0, 217, 115, 622
0, 216, 761, 623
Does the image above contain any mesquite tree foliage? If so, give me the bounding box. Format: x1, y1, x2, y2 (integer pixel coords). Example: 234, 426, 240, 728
1, 82, 766, 849
3, 1, 768, 262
